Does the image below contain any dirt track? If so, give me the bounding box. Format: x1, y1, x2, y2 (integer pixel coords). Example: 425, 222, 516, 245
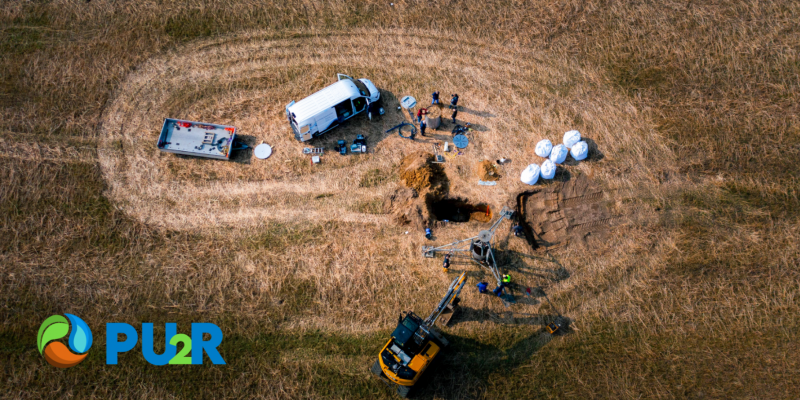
97, 30, 672, 233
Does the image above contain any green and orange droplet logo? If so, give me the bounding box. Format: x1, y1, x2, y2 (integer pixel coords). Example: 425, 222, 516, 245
37, 314, 93, 368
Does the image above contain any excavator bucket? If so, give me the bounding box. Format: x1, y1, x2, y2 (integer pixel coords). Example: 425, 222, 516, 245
436, 304, 460, 327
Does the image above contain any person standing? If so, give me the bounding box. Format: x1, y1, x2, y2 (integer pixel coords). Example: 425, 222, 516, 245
451, 108, 458, 124
492, 285, 504, 297
420, 119, 427, 137
416, 107, 427, 124
442, 253, 451, 272
502, 274, 512, 286
432, 91, 440, 105
450, 94, 459, 109
425, 227, 432, 240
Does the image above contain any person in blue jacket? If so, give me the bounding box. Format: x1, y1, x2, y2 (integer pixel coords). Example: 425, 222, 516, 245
431, 91, 440, 105
425, 227, 432, 240
450, 93, 459, 109
476, 281, 488, 294
492, 285, 504, 296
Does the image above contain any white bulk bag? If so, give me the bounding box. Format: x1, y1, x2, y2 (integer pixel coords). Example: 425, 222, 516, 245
570, 141, 588, 161
535, 139, 553, 158
520, 164, 541, 185
540, 159, 556, 180
550, 144, 568, 164
563, 130, 581, 148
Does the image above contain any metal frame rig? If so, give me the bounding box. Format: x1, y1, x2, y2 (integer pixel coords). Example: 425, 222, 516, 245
422, 207, 515, 285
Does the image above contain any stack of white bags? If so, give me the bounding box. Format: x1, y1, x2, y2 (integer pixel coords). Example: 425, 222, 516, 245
520, 130, 590, 185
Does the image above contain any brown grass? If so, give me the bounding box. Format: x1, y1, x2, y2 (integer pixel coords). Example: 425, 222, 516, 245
1, 1, 799, 399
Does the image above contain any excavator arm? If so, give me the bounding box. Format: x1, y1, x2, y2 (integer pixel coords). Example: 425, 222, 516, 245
425, 273, 467, 326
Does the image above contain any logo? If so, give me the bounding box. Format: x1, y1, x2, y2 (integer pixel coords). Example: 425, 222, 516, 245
107, 323, 225, 365
37, 314, 93, 368
36, 316, 225, 367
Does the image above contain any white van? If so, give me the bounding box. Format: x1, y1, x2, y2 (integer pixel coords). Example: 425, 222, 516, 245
286, 74, 380, 142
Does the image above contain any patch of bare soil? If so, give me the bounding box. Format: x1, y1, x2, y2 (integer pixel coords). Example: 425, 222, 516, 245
517, 175, 618, 248
385, 152, 448, 228
386, 152, 494, 227
476, 160, 500, 181
398, 151, 447, 195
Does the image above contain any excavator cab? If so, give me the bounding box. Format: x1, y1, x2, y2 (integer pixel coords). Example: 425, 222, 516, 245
371, 274, 466, 398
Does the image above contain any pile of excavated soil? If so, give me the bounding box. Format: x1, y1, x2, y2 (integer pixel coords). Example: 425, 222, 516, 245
385, 152, 449, 229
516, 175, 617, 248
398, 152, 447, 196
476, 160, 501, 181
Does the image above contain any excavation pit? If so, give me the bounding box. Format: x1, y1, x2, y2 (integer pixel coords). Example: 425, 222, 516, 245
430, 199, 492, 223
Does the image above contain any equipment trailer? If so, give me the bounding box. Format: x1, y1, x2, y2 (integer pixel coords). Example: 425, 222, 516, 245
371, 273, 467, 398
157, 118, 244, 160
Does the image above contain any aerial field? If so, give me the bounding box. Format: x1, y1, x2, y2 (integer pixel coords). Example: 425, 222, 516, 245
1, 1, 799, 399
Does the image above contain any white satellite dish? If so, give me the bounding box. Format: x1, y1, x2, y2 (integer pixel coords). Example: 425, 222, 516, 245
400, 96, 417, 110
254, 143, 272, 159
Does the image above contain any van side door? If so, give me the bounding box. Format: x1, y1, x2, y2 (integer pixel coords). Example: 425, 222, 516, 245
352, 97, 367, 114
334, 100, 353, 122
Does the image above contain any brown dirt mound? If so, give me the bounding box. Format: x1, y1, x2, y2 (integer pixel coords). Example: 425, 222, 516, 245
383, 187, 429, 228
385, 152, 498, 229
476, 160, 501, 181
517, 175, 618, 248
398, 152, 447, 196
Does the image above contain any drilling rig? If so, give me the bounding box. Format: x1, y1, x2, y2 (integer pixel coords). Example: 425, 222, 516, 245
421, 207, 515, 286
370, 273, 467, 398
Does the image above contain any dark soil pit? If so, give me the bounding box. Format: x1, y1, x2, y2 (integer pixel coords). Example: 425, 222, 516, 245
430, 199, 492, 223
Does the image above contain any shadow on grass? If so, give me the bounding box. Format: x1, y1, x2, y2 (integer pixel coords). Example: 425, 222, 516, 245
410, 322, 572, 399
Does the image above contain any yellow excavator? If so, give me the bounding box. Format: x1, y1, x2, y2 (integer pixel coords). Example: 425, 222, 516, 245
370, 273, 467, 398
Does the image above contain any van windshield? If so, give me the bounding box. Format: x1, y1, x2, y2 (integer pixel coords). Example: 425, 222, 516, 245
351, 79, 370, 97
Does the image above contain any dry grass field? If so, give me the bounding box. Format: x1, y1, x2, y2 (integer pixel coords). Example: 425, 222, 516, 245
1, 1, 799, 399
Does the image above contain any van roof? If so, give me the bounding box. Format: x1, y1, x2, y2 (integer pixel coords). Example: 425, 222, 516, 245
288, 79, 362, 122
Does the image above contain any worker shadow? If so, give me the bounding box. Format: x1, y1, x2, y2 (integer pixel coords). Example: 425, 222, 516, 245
453, 106, 496, 119
443, 119, 490, 132
495, 250, 571, 283
450, 307, 565, 328
411, 316, 572, 400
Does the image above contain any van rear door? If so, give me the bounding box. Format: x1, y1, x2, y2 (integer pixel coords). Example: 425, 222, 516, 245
286, 101, 301, 140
